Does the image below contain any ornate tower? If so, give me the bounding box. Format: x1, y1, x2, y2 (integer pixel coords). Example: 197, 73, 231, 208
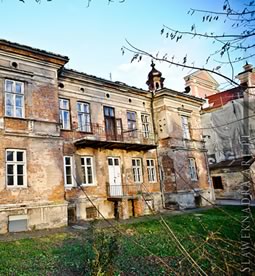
146, 61, 165, 92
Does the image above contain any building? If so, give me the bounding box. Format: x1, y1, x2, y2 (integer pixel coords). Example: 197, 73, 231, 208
147, 63, 213, 209
0, 40, 211, 233
187, 64, 255, 199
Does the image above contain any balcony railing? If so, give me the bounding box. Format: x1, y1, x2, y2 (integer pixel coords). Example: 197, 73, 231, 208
74, 123, 156, 150
168, 137, 205, 151
107, 184, 143, 198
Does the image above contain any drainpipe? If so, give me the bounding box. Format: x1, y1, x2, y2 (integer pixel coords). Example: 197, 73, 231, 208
202, 136, 215, 202
150, 90, 166, 208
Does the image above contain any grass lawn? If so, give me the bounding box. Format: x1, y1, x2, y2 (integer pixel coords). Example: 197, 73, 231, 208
0, 206, 254, 275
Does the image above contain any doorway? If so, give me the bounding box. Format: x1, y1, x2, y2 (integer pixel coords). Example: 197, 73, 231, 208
108, 157, 123, 196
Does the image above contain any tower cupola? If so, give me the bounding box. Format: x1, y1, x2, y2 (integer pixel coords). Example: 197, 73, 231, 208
146, 61, 165, 92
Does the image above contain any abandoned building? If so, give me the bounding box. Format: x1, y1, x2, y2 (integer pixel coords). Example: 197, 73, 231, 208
0, 39, 212, 233
187, 65, 255, 199
147, 63, 213, 208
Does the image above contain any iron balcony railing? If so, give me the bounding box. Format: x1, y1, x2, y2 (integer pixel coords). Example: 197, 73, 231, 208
107, 184, 143, 198
76, 123, 155, 145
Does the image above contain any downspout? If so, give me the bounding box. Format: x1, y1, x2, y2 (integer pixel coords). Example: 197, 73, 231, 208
150, 90, 166, 208
202, 138, 215, 202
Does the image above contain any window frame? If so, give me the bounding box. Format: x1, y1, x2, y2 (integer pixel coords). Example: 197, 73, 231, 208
132, 158, 143, 183
127, 111, 137, 137
5, 79, 25, 118
146, 159, 157, 183
80, 156, 95, 186
77, 101, 91, 133
6, 149, 27, 188
141, 114, 150, 138
59, 98, 71, 130
188, 158, 198, 181
181, 115, 191, 140
63, 156, 75, 187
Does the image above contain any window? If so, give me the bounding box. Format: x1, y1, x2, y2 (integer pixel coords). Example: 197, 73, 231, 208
59, 99, 70, 129
5, 80, 24, 118
181, 116, 191, 140
188, 158, 198, 181
104, 106, 116, 140
81, 156, 94, 185
77, 102, 91, 132
64, 156, 74, 187
132, 158, 143, 183
127, 111, 137, 137
86, 207, 98, 219
212, 176, 224, 189
141, 114, 150, 138
6, 149, 26, 187
147, 159, 156, 182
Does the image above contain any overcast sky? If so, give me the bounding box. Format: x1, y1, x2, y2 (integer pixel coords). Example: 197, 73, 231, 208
0, 0, 252, 91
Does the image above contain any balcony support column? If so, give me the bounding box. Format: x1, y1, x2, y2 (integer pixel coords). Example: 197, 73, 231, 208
133, 198, 143, 217
119, 199, 129, 220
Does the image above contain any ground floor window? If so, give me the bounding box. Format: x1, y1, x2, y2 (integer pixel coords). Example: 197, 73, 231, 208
6, 149, 26, 187
81, 156, 94, 185
132, 158, 143, 183
212, 176, 224, 189
86, 207, 98, 219
146, 159, 156, 182
64, 156, 74, 187
188, 158, 198, 181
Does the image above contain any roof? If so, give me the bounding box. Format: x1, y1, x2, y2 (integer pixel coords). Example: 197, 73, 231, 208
209, 156, 254, 169
204, 87, 243, 110
184, 69, 219, 86
0, 39, 69, 65
60, 68, 148, 94
155, 87, 205, 104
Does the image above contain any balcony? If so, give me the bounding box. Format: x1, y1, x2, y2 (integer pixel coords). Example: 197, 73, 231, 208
167, 137, 205, 151
107, 184, 143, 199
74, 123, 156, 150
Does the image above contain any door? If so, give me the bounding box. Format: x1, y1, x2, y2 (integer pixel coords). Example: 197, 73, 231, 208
104, 106, 116, 140
116, 118, 123, 141
108, 157, 122, 196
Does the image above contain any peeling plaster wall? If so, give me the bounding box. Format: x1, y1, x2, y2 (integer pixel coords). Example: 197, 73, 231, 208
210, 168, 244, 199
64, 147, 162, 220
0, 47, 67, 233
153, 92, 212, 208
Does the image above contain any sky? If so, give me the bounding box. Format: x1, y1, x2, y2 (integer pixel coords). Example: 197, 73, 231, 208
0, 0, 253, 91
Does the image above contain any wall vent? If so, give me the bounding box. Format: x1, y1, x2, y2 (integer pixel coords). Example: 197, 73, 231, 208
86, 207, 98, 219
8, 215, 28, 232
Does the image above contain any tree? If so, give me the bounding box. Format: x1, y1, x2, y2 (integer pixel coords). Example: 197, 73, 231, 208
122, 0, 255, 88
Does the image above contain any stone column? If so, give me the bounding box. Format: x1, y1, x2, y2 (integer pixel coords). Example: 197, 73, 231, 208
119, 199, 129, 220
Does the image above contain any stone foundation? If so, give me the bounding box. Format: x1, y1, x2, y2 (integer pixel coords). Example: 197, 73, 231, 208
0, 202, 68, 234
165, 188, 213, 209
69, 193, 163, 222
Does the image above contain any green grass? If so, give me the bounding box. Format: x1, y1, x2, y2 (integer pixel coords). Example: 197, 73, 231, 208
0, 206, 254, 275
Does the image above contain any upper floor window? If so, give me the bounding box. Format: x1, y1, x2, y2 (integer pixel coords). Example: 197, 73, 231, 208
64, 156, 74, 187
77, 102, 91, 132
132, 158, 143, 183
188, 158, 198, 181
6, 149, 26, 187
81, 156, 95, 185
181, 116, 191, 140
141, 114, 150, 138
146, 159, 156, 182
127, 111, 137, 137
5, 80, 24, 118
59, 98, 70, 130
